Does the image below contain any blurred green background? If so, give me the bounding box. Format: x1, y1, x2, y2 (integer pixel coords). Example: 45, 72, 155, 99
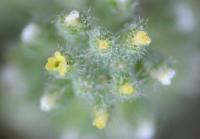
0, 0, 200, 139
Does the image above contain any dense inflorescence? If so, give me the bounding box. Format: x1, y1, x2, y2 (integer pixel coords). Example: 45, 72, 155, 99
35, 9, 176, 129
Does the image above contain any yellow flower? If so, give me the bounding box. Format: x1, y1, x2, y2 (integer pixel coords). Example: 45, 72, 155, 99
93, 108, 109, 129
45, 51, 69, 77
119, 83, 135, 95
97, 39, 111, 52
131, 30, 151, 46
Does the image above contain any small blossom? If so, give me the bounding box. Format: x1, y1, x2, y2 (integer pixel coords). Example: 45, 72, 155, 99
2, 65, 27, 95
131, 30, 151, 46
21, 22, 39, 43
97, 39, 111, 52
175, 3, 196, 33
40, 94, 56, 111
117, 0, 128, 4
119, 83, 135, 95
64, 10, 80, 27
60, 130, 79, 139
117, 0, 130, 8
151, 67, 176, 86
93, 108, 109, 129
136, 121, 155, 139
45, 51, 69, 77
89, 29, 113, 56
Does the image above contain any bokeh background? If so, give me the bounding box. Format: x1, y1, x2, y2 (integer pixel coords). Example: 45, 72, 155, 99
0, 0, 200, 139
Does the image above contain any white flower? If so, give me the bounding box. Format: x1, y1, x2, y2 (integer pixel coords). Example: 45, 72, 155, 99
136, 121, 155, 139
175, 2, 196, 33
60, 130, 79, 139
1, 65, 27, 95
151, 67, 176, 86
117, 0, 128, 4
116, 0, 131, 9
64, 10, 80, 26
21, 22, 39, 43
40, 94, 56, 112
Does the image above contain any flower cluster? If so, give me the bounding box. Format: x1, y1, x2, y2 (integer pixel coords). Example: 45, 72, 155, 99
41, 10, 175, 129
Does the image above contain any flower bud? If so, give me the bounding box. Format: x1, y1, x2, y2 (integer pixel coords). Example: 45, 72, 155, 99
131, 30, 151, 46
93, 107, 109, 129
119, 82, 135, 96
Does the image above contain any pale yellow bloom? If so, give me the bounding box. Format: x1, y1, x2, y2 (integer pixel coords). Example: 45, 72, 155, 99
97, 39, 111, 52
40, 94, 56, 112
45, 51, 69, 77
151, 68, 176, 86
64, 10, 80, 27
119, 83, 135, 95
93, 108, 109, 129
131, 31, 151, 46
